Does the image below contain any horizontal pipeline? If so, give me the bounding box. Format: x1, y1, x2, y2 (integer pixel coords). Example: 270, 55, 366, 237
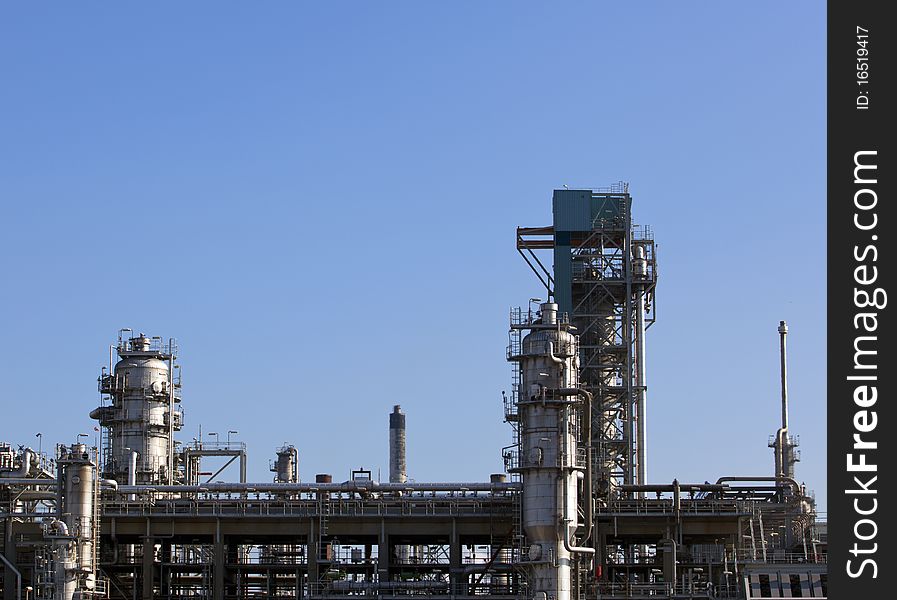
619, 483, 729, 493
0, 478, 57, 486
0, 478, 118, 490
715, 476, 801, 495
115, 482, 521, 494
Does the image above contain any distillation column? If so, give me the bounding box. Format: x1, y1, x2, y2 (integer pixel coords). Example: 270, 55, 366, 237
55, 443, 99, 600
512, 303, 591, 600
272, 445, 299, 483
90, 332, 182, 485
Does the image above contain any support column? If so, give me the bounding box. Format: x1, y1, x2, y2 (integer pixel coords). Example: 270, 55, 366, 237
377, 519, 389, 585
160, 540, 172, 598
2, 521, 19, 600
213, 520, 224, 600
661, 538, 676, 596
142, 537, 154, 600
449, 519, 461, 597
226, 542, 238, 597
308, 520, 319, 594
595, 524, 607, 581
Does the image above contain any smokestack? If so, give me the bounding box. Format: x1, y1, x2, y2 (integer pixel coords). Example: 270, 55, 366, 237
778, 320, 789, 430
389, 405, 407, 483
770, 320, 799, 480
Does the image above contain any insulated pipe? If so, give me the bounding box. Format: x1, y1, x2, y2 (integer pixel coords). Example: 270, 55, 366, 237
114, 481, 521, 494
1, 448, 33, 478
126, 448, 138, 501
126, 449, 138, 486
562, 518, 595, 555
547, 342, 565, 366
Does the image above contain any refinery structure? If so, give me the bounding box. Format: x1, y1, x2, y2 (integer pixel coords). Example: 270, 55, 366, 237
2, 187, 825, 599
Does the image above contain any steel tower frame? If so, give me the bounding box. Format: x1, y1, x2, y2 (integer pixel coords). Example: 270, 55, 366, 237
516, 185, 657, 495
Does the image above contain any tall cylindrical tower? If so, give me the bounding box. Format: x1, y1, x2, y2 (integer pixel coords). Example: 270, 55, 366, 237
769, 320, 800, 480
55, 443, 98, 600
510, 303, 589, 600
91, 332, 182, 485
389, 405, 407, 484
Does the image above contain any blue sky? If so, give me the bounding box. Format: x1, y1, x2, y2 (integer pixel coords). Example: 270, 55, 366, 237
0, 3, 826, 511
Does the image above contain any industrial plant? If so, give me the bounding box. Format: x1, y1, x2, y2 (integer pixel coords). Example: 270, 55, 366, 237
1, 187, 825, 599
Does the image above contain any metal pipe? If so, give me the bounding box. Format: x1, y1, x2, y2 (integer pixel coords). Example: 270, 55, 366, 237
773, 428, 784, 478
114, 481, 521, 494
715, 476, 801, 495
46, 518, 70, 536
778, 321, 788, 431
168, 341, 175, 485
554, 388, 593, 544
547, 341, 565, 365
12, 491, 57, 501
635, 279, 648, 492
127, 449, 137, 486
0, 551, 21, 600
559, 405, 593, 556
0, 478, 58, 486
291, 446, 299, 482
562, 518, 595, 555
1, 448, 33, 479
619, 483, 727, 492
673, 479, 680, 520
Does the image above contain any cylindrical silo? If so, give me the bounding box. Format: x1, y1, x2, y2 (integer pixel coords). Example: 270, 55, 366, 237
389, 405, 407, 484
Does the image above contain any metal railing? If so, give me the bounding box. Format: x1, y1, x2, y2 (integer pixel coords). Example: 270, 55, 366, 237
601, 498, 754, 517
735, 549, 827, 564
101, 496, 516, 519
509, 307, 570, 328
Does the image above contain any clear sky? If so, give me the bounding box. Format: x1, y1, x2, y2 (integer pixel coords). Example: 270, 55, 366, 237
0, 3, 826, 512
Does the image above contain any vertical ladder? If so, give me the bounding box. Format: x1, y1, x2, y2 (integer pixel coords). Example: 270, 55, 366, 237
318, 495, 331, 561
